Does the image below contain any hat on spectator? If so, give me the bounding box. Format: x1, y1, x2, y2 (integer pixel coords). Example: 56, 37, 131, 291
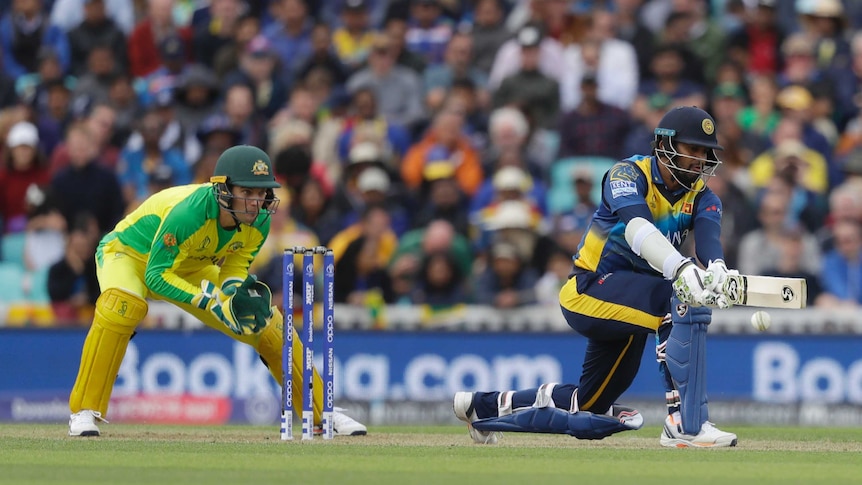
246, 35, 274, 58
159, 35, 186, 61
486, 200, 533, 230
349, 141, 383, 165
517, 25, 543, 48
412, 0, 439, 6
797, 0, 843, 16
572, 166, 594, 184
371, 32, 392, 51
774, 139, 807, 160
757, 0, 777, 8
197, 113, 241, 143
491, 240, 522, 261
776, 85, 813, 110
343, 0, 368, 10
782, 33, 815, 57
357, 166, 391, 193
423, 146, 456, 181
492, 166, 530, 193
7, 121, 39, 148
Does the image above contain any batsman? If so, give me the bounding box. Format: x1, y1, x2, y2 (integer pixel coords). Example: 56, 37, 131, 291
455, 106, 739, 447
68, 145, 366, 437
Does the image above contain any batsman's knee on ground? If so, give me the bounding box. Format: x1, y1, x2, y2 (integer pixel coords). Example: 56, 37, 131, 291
70, 288, 148, 416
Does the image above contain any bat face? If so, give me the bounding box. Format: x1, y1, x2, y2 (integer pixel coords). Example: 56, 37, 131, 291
724, 275, 807, 309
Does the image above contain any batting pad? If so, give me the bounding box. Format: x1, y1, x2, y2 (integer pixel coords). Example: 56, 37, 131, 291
472, 407, 639, 440
666, 297, 711, 435
257, 310, 323, 425
69, 288, 148, 416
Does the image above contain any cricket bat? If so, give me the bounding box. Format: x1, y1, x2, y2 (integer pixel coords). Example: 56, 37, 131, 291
723, 275, 808, 309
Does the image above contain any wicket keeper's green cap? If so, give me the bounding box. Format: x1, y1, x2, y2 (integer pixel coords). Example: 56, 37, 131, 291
211, 145, 282, 188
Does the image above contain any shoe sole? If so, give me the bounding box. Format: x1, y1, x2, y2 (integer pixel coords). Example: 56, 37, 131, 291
69, 430, 100, 437
660, 433, 738, 448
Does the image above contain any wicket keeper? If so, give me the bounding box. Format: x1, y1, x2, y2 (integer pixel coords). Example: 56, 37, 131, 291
455, 106, 739, 447
68, 145, 367, 437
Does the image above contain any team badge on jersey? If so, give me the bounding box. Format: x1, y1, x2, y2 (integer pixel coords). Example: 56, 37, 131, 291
252, 160, 270, 176
682, 202, 693, 214
609, 163, 639, 199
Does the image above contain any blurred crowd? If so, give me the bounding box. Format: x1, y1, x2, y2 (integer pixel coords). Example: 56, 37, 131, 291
1, 0, 862, 327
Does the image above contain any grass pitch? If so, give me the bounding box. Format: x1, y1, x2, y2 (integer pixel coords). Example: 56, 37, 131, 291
3, 424, 862, 485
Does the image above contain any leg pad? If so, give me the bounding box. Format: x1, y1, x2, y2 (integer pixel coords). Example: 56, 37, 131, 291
69, 288, 147, 416
472, 407, 639, 440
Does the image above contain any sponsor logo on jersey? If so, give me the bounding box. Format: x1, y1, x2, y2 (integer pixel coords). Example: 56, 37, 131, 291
610, 180, 637, 199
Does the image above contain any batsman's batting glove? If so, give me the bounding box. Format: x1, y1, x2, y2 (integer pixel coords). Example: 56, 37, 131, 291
193, 280, 257, 335
671, 260, 710, 307
702, 259, 737, 309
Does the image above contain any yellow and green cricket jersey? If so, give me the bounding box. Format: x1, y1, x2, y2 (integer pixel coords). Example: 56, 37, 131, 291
96, 184, 269, 304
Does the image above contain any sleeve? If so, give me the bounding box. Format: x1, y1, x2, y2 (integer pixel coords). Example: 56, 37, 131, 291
143, 207, 208, 303
693, 191, 724, 265
602, 162, 650, 215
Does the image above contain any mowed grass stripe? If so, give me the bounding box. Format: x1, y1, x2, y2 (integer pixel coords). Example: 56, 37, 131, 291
2, 424, 861, 485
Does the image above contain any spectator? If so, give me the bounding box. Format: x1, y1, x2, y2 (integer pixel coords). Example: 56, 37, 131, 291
35, 78, 75, 158
413, 156, 471, 235
472, 165, 543, 223
72, 44, 119, 104
211, 12, 260, 80
705, 169, 757, 270
47, 212, 101, 325
748, 118, 829, 197
382, 15, 426, 74
105, 73, 140, 145
127, 0, 192, 78
737, 191, 821, 277
263, 0, 313, 88
135, 34, 191, 108
551, 167, 598, 254
473, 239, 539, 308
223, 35, 288, 120
409, 250, 469, 309
330, 203, 397, 304
534, 243, 572, 305
192, 0, 243, 68
557, 72, 632, 160
291, 175, 342, 245
390, 218, 473, 280
117, 109, 191, 209
16, 47, 74, 121
331, 0, 375, 73
346, 32, 425, 131
173, 63, 221, 132
614, 0, 657, 81
492, 24, 561, 129
50, 0, 134, 35
727, 0, 786, 77
0, 0, 70, 79
49, 102, 121, 173
66, 0, 128, 76
488, 23, 564, 91
423, 32, 488, 113
816, 219, 862, 307
50, 122, 124, 233
336, 87, 411, 172
401, 111, 484, 197
469, 0, 509, 76
737, 74, 780, 138
560, 9, 639, 112
405, 0, 453, 67
297, 23, 349, 87
796, 0, 850, 71
0, 121, 51, 234
224, 84, 268, 148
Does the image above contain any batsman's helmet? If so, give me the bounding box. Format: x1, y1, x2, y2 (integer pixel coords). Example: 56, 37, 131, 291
653, 106, 723, 192
210, 145, 281, 221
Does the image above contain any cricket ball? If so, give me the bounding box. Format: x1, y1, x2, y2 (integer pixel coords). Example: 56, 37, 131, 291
750, 310, 771, 332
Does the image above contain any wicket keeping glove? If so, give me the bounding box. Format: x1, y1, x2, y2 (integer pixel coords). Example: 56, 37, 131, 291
229, 275, 274, 331
671, 260, 710, 307
193, 279, 258, 335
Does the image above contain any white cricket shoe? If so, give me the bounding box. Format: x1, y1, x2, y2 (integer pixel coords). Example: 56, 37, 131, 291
660, 412, 737, 448
332, 407, 367, 436
69, 410, 106, 437
453, 392, 500, 445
